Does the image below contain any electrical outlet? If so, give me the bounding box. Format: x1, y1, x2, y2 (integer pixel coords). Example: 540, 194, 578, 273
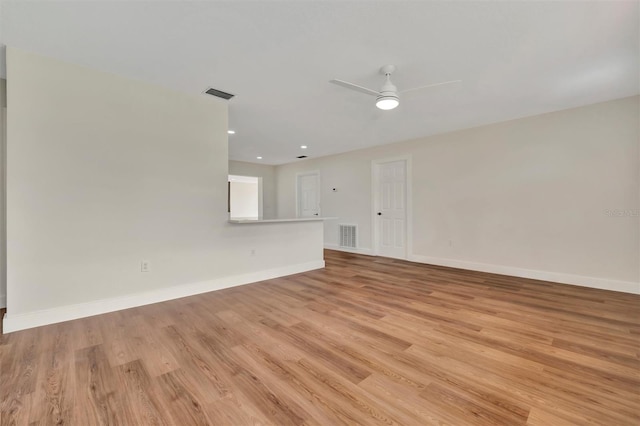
449, 240, 453, 247
140, 260, 150, 273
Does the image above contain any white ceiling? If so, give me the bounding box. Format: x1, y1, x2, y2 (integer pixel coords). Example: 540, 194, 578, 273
1, 1, 638, 165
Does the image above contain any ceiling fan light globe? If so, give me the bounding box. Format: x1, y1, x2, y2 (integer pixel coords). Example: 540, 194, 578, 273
376, 95, 399, 110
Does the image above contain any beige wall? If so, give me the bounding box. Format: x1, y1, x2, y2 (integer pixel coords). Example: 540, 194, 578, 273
277, 96, 640, 292
4, 48, 323, 331
0, 78, 6, 308
229, 160, 277, 218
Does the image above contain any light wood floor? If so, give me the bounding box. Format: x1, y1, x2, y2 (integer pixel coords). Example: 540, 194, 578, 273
1, 250, 639, 425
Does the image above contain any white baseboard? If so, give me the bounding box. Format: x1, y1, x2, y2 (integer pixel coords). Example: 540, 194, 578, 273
0, 294, 5, 309
408, 254, 639, 295
2, 260, 325, 334
324, 244, 375, 256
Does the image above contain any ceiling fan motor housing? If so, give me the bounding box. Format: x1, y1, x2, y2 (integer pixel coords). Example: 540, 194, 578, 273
380, 72, 398, 93
376, 91, 399, 110
376, 73, 400, 110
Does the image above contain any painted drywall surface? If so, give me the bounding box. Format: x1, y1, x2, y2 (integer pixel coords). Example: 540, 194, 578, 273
277, 96, 640, 286
229, 160, 277, 218
230, 181, 259, 219
5, 47, 323, 317
0, 78, 6, 308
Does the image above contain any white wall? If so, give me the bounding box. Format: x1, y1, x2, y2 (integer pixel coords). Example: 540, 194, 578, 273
230, 180, 259, 219
229, 160, 277, 218
4, 48, 323, 332
277, 96, 640, 293
0, 78, 6, 308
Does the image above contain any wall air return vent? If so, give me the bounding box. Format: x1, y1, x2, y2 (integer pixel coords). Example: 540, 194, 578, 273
204, 87, 235, 100
339, 224, 357, 249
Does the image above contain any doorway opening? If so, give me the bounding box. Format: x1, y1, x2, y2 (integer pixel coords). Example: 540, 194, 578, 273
229, 175, 263, 220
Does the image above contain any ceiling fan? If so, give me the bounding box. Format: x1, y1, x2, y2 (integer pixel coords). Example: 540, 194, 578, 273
330, 65, 460, 110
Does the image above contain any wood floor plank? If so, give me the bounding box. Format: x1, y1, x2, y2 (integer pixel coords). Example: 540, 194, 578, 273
28, 323, 74, 425
1, 249, 639, 425
358, 374, 450, 425
73, 344, 123, 425
113, 360, 168, 425
419, 381, 527, 426
0, 327, 42, 425
205, 396, 270, 426
150, 369, 214, 425
288, 357, 405, 425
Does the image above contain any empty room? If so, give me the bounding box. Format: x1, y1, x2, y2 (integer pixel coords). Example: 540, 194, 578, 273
0, 1, 638, 425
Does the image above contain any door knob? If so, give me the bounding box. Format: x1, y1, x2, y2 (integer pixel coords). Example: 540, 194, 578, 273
377, 212, 382, 216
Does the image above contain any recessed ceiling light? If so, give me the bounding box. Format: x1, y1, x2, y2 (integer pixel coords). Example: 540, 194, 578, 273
227, 130, 236, 134
300, 145, 308, 149
256, 156, 263, 160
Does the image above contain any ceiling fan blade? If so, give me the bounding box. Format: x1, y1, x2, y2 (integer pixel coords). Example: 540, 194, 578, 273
400, 80, 462, 94
330, 79, 380, 97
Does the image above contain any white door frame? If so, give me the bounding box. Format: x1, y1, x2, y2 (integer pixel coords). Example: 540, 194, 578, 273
296, 170, 321, 218
371, 156, 412, 259
1, 107, 6, 308
257, 177, 264, 219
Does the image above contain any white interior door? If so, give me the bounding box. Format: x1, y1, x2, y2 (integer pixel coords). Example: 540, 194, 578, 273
297, 172, 320, 217
375, 160, 407, 259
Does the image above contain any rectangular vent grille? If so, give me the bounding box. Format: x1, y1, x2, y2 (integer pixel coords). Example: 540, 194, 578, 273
204, 87, 235, 100
339, 224, 357, 249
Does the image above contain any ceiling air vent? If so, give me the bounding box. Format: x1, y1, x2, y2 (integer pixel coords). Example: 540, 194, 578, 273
297, 155, 308, 159
204, 87, 235, 100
